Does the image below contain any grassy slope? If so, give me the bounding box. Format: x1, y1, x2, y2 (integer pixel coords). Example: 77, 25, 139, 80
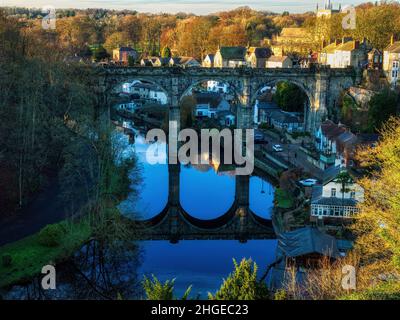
0, 220, 91, 288
341, 282, 400, 300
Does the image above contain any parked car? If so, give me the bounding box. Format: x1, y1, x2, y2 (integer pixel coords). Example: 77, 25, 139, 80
299, 179, 318, 187
272, 144, 283, 152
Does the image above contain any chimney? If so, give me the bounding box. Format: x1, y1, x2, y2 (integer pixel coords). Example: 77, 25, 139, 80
391, 35, 395, 45
335, 39, 341, 46
354, 40, 360, 49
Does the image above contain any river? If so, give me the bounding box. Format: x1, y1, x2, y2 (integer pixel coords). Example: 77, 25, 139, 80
114, 123, 278, 298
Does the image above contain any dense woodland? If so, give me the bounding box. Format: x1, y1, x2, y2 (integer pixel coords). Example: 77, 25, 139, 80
2, 2, 400, 61
0, 9, 109, 217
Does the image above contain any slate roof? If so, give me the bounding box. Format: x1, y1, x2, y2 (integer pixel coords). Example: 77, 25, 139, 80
219, 47, 247, 60
320, 120, 347, 139
337, 131, 357, 145
270, 110, 301, 124
205, 54, 215, 62
193, 92, 222, 108
321, 42, 337, 54
335, 40, 359, 52
171, 56, 199, 66
312, 197, 358, 206
385, 41, 400, 53
278, 227, 340, 259
311, 183, 357, 207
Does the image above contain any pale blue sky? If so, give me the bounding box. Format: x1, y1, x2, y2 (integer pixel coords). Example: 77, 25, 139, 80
0, 0, 381, 14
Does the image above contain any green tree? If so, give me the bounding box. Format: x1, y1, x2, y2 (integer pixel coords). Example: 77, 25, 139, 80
93, 45, 109, 62
128, 55, 135, 66
143, 275, 192, 300
335, 171, 353, 214
161, 46, 172, 58
208, 259, 269, 300
353, 117, 400, 276
367, 88, 398, 132
273, 81, 307, 113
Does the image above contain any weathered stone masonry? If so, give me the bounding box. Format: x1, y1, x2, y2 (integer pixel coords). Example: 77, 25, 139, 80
95, 65, 357, 133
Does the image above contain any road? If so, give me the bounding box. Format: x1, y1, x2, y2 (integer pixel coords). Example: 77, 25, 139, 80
258, 130, 324, 180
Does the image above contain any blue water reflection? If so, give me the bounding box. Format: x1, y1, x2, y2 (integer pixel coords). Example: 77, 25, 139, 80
115, 127, 277, 295
117, 131, 169, 219
180, 165, 236, 219
139, 240, 278, 298
249, 176, 275, 219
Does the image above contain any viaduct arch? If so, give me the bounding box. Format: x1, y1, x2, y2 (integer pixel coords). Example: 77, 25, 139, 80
94, 65, 358, 133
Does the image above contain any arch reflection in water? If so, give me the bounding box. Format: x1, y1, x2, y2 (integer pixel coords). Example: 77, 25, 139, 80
117, 130, 169, 219
179, 163, 236, 220
116, 128, 276, 223
249, 176, 275, 219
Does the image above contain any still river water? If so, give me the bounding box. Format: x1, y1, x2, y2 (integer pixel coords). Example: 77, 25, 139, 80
114, 124, 277, 297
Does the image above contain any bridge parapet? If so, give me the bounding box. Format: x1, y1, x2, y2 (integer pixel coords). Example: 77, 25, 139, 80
96, 65, 357, 132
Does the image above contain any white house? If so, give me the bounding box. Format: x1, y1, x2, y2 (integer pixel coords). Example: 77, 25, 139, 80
383, 37, 400, 87
207, 81, 229, 93
266, 56, 293, 68
319, 39, 368, 68
130, 82, 168, 104
315, 120, 357, 168
214, 47, 247, 68
193, 92, 230, 118
311, 172, 364, 221
202, 54, 215, 68
269, 110, 303, 133
245, 47, 271, 68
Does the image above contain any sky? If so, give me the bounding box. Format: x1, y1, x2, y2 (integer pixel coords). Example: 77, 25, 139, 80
0, 0, 373, 14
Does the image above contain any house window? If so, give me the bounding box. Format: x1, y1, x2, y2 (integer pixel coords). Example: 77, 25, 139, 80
350, 191, 356, 199
331, 188, 337, 197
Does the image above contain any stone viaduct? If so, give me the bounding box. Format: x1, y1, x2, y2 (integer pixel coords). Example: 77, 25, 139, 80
94, 65, 359, 133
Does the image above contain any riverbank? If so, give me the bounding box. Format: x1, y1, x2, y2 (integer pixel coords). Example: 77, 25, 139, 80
0, 219, 91, 289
